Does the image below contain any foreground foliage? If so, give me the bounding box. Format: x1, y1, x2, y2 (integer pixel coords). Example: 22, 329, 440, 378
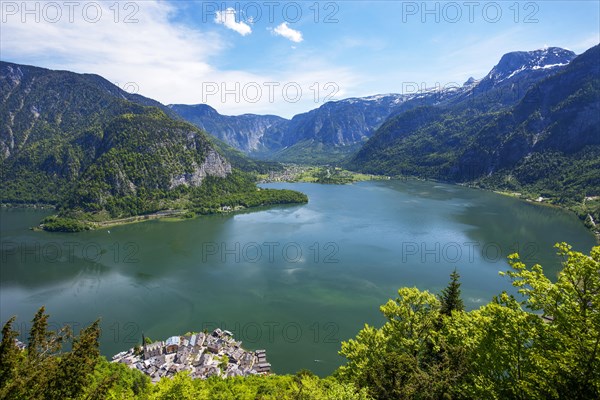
338, 243, 600, 399
0, 311, 368, 399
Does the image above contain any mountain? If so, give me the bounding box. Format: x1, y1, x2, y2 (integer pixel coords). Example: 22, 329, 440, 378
458, 45, 599, 191
264, 94, 409, 163
348, 45, 599, 215
0, 61, 306, 229
282, 47, 578, 163
455, 47, 577, 109
171, 48, 577, 164
3, 44, 589, 230
168, 104, 289, 153
478, 47, 575, 87
170, 95, 410, 163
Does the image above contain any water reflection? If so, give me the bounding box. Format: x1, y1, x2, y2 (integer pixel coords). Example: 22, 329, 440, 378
1, 181, 596, 376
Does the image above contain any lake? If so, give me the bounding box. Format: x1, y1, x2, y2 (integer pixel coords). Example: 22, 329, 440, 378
0, 180, 596, 376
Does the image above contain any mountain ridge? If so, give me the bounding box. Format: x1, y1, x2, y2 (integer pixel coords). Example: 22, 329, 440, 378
167, 103, 288, 153
347, 44, 600, 233
0, 61, 307, 230
169, 46, 579, 163
2, 44, 595, 229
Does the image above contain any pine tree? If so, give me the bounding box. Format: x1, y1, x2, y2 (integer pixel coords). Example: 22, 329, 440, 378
440, 269, 464, 316
50, 319, 101, 399
27, 307, 48, 361
0, 316, 19, 390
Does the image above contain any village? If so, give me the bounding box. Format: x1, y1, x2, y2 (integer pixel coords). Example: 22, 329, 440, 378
111, 328, 271, 383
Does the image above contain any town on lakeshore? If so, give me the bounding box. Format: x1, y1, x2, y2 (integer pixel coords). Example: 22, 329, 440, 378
111, 328, 271, 382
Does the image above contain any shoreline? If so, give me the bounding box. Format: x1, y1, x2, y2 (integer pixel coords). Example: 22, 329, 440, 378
6, 174, 598, 242
1, 203, 56, 209
34, 201, 306, 232
90, 209, 189, 229
273, 171, 600, 243
484, 188, 599, 243
261, 172, 599, 242
87, 205, 251, 229
257, 165, 389, 185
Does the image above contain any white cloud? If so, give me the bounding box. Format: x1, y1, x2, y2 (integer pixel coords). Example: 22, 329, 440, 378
214, 8, 251, 36
1, 1, 597, 119
0, 1, 222, 101
0, 1, 360, 117
273, 22, 303, 43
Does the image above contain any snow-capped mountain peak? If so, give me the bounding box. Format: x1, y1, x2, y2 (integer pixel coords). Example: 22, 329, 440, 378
484, 47, 576, 83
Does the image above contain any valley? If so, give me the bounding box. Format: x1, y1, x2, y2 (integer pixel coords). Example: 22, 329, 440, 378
1, 3, 599, 396
2, 46, 598, 235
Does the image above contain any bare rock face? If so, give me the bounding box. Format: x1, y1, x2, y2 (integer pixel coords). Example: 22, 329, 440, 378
1, 64, 23, 93
170, 149, 232, 189
168, 104, 288, 153
0, 65, 24, 160
111, 169, 137, 196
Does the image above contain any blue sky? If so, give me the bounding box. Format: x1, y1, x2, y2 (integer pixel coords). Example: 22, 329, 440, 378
1, 1, 598, 117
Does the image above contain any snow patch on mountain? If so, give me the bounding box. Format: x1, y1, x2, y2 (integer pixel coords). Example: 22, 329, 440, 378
484, 47, 576, 84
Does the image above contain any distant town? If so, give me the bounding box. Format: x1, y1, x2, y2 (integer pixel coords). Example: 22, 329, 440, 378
112, 328, 271, 382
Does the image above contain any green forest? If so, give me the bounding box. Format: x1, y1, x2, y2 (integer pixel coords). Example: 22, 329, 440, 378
1, 243, 598, 399
347, 46, 600, 235
39, 170, 307, 232
0, 62, 306, 232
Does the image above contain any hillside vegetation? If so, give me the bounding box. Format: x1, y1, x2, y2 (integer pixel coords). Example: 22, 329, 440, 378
0, 62, 306, 231
349, 45, 600, 234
